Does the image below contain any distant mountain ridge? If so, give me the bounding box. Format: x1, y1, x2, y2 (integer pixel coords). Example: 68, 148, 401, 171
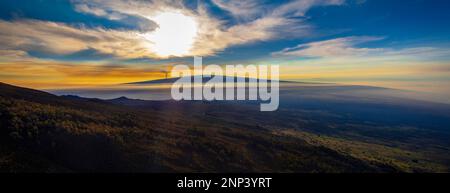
125, 75, 293, 85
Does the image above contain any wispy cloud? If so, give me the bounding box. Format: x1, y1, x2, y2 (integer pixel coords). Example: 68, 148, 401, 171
273, 36, 450, 60
270, 0, 344, 17
0, 0, 347, 60
273, 36, 384, 57
74, 3, 125, 20
0, 19, 155, 59
211, 0, 269, 20
194, 0, 346, 55
270, 36, 450, 97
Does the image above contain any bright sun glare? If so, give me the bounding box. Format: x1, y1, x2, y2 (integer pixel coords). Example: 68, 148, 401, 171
143, 11, 198, 58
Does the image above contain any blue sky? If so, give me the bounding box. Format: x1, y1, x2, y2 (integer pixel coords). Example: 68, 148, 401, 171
1, 0, 449, 61
0, 0, 449, 97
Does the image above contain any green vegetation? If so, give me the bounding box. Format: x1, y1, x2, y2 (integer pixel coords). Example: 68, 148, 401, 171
274, 130, 448, 172
0, 83, 393, 172
1, 82, 448, 172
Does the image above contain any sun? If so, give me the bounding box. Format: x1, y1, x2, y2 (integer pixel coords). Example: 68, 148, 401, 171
143, 11, 198, 58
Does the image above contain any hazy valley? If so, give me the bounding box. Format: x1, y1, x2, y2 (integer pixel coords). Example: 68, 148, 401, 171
1, 80, 449, 172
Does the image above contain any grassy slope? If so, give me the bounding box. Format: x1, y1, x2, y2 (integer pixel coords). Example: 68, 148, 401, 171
0, 82, 394, 172
274, 130, 448, 172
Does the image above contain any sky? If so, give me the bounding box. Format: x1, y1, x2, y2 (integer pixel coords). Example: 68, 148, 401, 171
0, 0, 449, 98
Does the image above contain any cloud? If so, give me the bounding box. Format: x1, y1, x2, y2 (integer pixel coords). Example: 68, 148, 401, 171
74, 0, 346, 57
211, 0, 345, 19
270, 36, 450, 97
270, 0, 344, 17
272, 36, 450, 60
0, 0, 347, 60
211, 0, 266, 20
273, 36, 384, 57
72, 0, 289, 57
191, 15, 309, 56
74, 4, 125, 20
0, 50, 31, 61
0, 19, 157, 59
